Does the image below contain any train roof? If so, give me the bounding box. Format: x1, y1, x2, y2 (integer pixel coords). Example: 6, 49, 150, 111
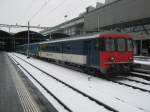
21, 32, 131, 46
39, 33, 98, 44
39, 32, 131, 45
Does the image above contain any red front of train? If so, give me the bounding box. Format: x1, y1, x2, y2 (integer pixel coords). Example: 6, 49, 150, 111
98, 34, 133, 75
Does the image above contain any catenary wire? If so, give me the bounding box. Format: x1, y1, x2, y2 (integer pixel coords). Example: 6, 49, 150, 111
29, 0, 52, 21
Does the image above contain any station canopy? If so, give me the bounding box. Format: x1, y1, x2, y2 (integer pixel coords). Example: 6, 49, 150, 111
0, 30, 12, 51
0, 30, 11, 38
13, 30, 47, 45
0, 30, 70, 51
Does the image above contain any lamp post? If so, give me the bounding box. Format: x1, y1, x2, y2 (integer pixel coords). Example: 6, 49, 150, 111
27, 21, 30, 58
97, 14, 101, 32
64, 15, 68, 22
98, 15, 100, 32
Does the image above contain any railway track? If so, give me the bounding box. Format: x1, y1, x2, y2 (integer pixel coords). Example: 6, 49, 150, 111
9, 54, 119, 112
13, 53, 150, 94
115, 76, 150, 86
59, 64, 150, 93
104, 77, 150, 93
40, 56, 150, 92
131, 71, 150, 81
9, 56, 72, 112
100, 70, 150, 93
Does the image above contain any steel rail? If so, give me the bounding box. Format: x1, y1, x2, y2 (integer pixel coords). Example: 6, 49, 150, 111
130, 71, 150, 81
116, 76, 150, 86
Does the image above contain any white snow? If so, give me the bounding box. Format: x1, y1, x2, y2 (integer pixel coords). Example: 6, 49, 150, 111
9, 54, 110, 112
9, 53, 150, 112
10, 55, 69, 112
126, 76, 150, 85
132, 71, 150, 77
117, 80, 150, 91
134, 59, 150, 66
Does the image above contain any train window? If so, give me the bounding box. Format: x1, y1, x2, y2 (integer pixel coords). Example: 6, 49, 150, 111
48, 45, 52, 51
53, 46, 56, 51
127, 39, 133, 51
117, 39, 126, 52
55, 46, 60, 52
66, 45, 71, 50
105, 38, 115, 51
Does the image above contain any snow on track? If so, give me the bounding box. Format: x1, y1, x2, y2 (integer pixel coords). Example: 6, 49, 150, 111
9, 55, 110, 112
132, 71, 150, 78
126, 76, 150, 85
117, 79, 150, 91
10, 57, 69, 112
9, 53, 150, 112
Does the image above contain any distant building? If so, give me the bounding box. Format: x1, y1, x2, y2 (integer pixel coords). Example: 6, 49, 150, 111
105, 0, 117, 4
40, 16, 84, 36
96, 2, 104, 8
41, 0, 150, 36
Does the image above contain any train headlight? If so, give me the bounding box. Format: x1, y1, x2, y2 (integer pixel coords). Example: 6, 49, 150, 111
129, 57, 133, 62
109, 57, 115, 62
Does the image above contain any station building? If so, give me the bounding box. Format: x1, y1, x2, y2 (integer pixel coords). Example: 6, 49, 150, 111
40, 0, 150, 56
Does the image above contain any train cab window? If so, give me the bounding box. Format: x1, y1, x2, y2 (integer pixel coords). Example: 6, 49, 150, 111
127, 39, 133, 51
117, 39, 126, 52
105, 38, 115, 51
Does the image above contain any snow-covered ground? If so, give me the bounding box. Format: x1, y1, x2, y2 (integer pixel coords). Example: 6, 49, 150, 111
10, 55, 108, 112
9, 53, 150, 112
134, 58, 150, 66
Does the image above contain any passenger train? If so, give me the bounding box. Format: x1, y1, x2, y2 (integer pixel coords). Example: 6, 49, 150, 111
16, 32, 134, 76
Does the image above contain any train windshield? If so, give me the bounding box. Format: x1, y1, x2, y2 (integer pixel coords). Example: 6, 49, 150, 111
105, 38, 115, 51
117, 39, 126, 52
101, 38, 133, 52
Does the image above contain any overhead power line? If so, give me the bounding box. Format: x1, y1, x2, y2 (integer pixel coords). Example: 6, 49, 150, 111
47, 0, 67, 14
45, 0, 93, 22
29, 0, 52, 21
18, 0, 36, 24
42, 0, 67, 22
32, 0, 68, 25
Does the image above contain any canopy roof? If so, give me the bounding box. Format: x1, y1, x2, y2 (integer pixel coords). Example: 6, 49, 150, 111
0, 30, 11, 38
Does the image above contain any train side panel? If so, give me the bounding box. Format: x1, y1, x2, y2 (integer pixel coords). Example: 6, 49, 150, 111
38, 38, 100, 67
62, 40, 86, 65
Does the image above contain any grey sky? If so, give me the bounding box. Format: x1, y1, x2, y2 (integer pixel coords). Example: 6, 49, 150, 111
0, 0, 105, 32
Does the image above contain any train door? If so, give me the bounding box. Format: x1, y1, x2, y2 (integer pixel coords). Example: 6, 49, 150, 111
84, 40, 91, 65
84, 39, 99, 67
90, 39, 99, 67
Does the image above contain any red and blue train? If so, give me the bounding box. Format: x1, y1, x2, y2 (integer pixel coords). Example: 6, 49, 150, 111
16, 32, 134, 75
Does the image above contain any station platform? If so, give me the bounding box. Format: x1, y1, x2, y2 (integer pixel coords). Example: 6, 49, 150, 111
0, 52, 57, 112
